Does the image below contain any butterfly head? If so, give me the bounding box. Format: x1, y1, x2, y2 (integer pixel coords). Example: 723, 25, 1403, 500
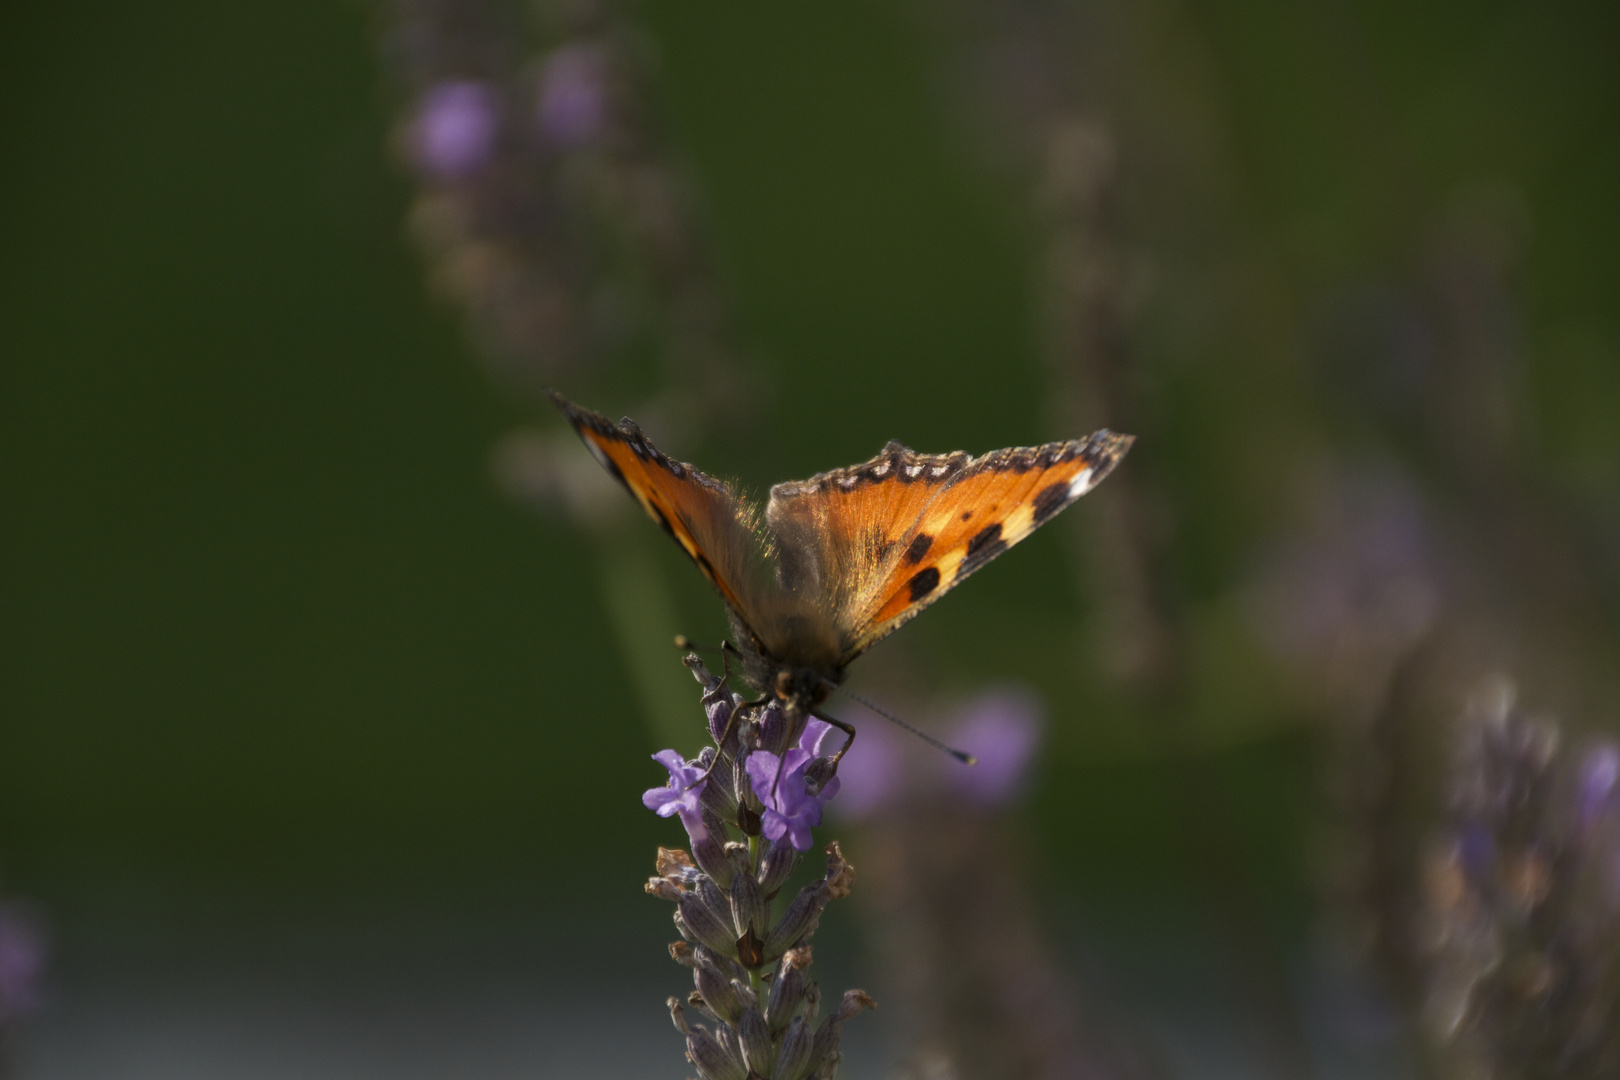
774, 665, 835, 712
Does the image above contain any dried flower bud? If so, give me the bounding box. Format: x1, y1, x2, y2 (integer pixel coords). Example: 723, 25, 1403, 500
667, 996, 692, 1034
835, 989, 877, 1021
646, 877, 684, 902
656, 847, 695, 877
669, 941, 696, 968
823, 842, 855, 900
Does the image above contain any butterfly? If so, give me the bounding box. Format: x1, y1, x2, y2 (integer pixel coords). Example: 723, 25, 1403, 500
551, 391, 1133, 759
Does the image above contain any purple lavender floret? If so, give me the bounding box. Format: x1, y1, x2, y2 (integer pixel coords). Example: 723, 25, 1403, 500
643, 749, 708, 842
411, 80, 499, 179
746, 721, 843, 853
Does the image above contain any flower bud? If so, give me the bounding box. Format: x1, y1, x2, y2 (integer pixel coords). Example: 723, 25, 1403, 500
806, 1013, 843, 1078
691, 827, 733, 888
738, 1006, 773, 1075
757, 836, 801, 896
695, 961, 742, 1025
717, 1025, 746, 1071
766, 962, 805, 1034
802, 756, 837, 797
701, 760, 740, 820
731, 976, 758, 1011
774, 1017, 813, 1080
688, 989, 722, 1025
765, 882, 828, 956
730, 857, 767, 938
686, 1026, 747, 1080
677, 894, 739, 958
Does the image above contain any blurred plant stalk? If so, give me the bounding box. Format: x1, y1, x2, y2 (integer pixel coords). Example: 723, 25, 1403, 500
375, 0, 758, 750
833, 689, 1162, 1080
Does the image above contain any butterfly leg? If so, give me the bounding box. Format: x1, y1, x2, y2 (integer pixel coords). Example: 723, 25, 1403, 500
817, 713, 858, 769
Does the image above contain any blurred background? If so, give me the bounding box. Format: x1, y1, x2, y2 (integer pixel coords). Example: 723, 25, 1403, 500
3, 0, 1620, 1077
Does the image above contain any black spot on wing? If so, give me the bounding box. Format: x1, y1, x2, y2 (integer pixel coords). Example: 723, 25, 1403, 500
907, 566, 941, 601
960, 522, 1008, 574
960, 510, 973, 521
1031, 481, 1070, 524
904, 533, 933, 564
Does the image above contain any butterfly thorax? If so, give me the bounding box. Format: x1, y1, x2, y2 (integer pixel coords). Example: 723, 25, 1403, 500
726, 607, 843, 711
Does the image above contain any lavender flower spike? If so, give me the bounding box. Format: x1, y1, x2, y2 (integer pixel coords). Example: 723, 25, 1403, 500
644, 749, 708, 842
645, 656, 872, 1079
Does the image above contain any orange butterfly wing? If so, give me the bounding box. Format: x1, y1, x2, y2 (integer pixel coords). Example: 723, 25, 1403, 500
765, 432, 1134, 664
550, 392, 760, 619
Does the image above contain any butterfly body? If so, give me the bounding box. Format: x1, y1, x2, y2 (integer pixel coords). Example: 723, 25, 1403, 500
551, 392, 1133, 731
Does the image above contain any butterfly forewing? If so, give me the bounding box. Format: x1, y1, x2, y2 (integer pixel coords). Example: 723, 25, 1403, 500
828, 432, 1134, 662
549, 392, 763, 620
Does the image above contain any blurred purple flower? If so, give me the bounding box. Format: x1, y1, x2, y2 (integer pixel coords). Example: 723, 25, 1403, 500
537, 45, 607, 148
829, 721, 903, 820
411, 80, 499, 179
0, 904, 44, 1022
944, 687, 1044, 806
746, 723, 842, 852
1577, 742, 1620, 834
831, 685, 1046, 821
643, 749, 708, 841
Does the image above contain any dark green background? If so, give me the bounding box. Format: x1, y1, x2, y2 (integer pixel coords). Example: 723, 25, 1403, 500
2, 0, 1617, 1037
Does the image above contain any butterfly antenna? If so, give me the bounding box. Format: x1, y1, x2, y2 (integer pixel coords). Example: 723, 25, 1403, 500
830, 685, 977, 765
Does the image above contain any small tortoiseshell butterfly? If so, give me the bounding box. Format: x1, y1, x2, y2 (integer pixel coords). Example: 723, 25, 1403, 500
551, 392, 1133, 755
